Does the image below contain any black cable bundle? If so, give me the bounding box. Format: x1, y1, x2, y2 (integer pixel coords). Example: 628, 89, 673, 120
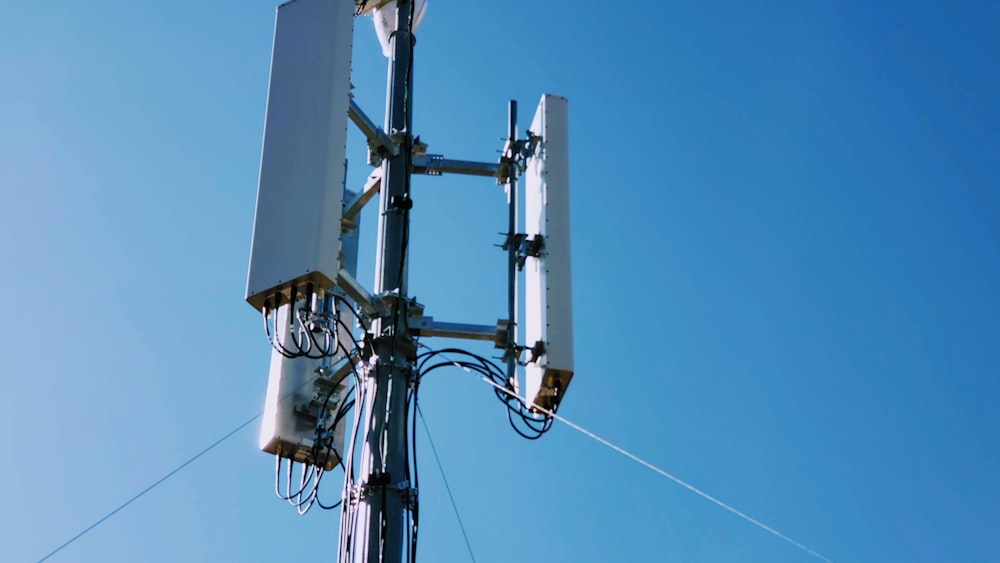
416, 347, 554, 440
262, 293, 360, 359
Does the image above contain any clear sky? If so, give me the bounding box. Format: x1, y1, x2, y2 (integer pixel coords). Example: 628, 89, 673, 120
3, 1, 998, 562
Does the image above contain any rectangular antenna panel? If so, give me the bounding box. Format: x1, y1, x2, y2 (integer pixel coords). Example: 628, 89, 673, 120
258, 305, 350, 470
259, 192, 360, 469
245, 0, 354, 310
259, 311, 349, 470
524, 94, 574, 412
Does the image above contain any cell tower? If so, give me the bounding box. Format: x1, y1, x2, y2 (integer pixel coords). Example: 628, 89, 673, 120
244, 1, 573, 561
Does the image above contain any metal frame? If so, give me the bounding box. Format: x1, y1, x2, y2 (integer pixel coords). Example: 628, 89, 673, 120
249, 4, 574, 561
408, 316, 504, 343
349, 99, 399, 157
343, 169, 382, 224
412, 154, 498, 177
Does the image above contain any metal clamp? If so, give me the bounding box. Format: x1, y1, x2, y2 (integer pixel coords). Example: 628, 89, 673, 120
354, 471, 391, 501
527, 340, 546, 364
349, 99, 399, 158
497, 132, 540, 184
352, 474, 417, 509
388, 480, 418, 510
349, 485, 363, 505
422, 154, 444, 175
500, 233, 545, 270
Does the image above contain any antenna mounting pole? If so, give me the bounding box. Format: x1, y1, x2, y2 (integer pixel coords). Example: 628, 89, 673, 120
348, 1, 415, 561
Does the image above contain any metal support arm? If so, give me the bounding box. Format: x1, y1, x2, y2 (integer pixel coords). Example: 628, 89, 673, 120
408, 316, 505, 344
349, 99, 399, 157
336, 269, 389, 319
343, 170, 382, 225
412, 154, 499, 178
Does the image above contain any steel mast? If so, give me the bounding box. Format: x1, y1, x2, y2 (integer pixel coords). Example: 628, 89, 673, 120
349, 1, 415, 561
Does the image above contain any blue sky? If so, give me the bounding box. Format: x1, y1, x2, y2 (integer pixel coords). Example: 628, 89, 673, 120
2, 1, 998, 561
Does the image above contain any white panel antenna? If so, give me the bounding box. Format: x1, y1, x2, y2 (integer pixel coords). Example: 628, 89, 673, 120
258, 304, 351, 469
370, 0, 428, 57
245, 0, 354, 311
259, 186, 363, 469
524, 94, 573, 412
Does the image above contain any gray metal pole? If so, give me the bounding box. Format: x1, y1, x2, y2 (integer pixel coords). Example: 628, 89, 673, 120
349, 1, 415, 562
505, 101, 518, 386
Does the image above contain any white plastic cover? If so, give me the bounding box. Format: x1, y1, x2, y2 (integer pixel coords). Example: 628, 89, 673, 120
258, 302, 350, 469
372, 0, 427, 57
245, 0, 354, 310
524, 94, 574, 411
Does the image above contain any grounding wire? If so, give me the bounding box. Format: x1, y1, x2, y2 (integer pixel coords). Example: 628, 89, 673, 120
409, 387, 420, 563
37, 331, 367, 562
41, 301, 367, 559
36, 411, 261, 563
416, 404, 476, 563
479, 376, 834, 563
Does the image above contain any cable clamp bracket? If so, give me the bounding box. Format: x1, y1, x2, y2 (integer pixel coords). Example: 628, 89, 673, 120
349, 484, 363, 505
422, 154, 444, 176
527, 340, 546, 364
499, 232, 545, 270
502, 342, 525, 364
388, 480, 418, 510
497, 132, 540, 184
354, 471, 391, 501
